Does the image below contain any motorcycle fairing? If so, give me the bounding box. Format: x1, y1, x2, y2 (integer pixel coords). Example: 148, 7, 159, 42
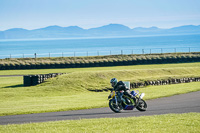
124, 105, 134, 110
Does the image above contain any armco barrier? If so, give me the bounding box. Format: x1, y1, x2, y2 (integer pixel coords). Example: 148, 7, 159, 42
23, 73, 65, 86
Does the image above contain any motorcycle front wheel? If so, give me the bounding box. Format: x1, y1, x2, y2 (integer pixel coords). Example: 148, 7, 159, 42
109, 99, 122, 113
136, 99, 147, 111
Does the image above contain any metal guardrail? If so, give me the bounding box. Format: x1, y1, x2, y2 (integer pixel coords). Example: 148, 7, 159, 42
1, 47, 199, 59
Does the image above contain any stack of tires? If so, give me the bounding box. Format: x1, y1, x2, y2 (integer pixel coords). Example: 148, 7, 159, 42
23, 73, 65, 86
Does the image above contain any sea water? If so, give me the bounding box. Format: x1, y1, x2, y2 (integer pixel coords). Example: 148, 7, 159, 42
0, 34, 200, 59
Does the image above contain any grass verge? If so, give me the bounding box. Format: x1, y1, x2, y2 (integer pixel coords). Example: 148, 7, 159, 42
0, 78, 200, 116
0, 113, 199, 133
0, 62, 200, 116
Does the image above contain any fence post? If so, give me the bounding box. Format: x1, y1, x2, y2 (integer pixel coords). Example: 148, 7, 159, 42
121, 50, 123, 55
189, 47, 191, 53
142, 49, 144, 54
34, 53, 37, 59
161, 48, 163, 54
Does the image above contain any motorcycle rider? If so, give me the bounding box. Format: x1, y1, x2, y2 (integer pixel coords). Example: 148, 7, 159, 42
110, 78, 135, 104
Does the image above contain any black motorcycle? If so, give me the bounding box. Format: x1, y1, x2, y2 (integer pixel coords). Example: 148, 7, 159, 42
108, 90, 147, 113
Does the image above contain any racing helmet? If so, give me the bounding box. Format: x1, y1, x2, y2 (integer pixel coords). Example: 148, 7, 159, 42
110, 78, 118, 87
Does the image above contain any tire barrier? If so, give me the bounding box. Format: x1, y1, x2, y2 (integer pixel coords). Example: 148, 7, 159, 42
130, 77, 200, 89
89, 77, 200, 92
23, 73, 65, 86
1, 53, 200, 70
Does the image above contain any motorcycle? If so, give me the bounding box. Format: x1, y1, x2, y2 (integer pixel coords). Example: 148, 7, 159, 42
108, 90, 147, 113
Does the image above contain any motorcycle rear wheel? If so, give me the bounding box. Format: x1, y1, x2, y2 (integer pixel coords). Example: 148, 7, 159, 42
136, 99, 147, 111
109, 100, 122, 113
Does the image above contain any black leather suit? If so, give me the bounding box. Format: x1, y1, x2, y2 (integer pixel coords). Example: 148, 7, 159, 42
113, 81, 133, 102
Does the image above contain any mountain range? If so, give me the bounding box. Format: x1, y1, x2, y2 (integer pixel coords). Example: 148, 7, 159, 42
0, 24, 200, 39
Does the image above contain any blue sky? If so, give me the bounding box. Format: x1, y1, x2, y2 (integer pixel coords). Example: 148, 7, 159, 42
0, 0, 200, 30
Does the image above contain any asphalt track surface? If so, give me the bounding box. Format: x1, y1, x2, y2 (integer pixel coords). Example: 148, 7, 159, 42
0, 91, 200, 125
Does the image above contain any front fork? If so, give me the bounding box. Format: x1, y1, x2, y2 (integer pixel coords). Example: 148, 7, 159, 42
114, 93, 118, 105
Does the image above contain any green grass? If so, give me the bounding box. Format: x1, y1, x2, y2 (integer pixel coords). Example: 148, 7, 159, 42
0, 113, 199, 133
0, 62, 200, 116
0, 80, 199, 116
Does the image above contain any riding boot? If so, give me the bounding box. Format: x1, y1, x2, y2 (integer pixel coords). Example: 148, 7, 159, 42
125, 91, 136, 104
132, 97, 136, 104
129, 94, 136, 104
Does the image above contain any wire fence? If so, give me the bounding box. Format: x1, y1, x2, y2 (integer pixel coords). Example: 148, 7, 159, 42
1, 47, 200, 59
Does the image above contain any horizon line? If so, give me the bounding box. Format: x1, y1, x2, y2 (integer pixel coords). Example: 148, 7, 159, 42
1, 23, 200, 31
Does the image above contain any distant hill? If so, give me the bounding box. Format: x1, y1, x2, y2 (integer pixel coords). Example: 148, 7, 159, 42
168, 25, 200, 33
0, 24, 200, 39
133, 26, 161, 32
